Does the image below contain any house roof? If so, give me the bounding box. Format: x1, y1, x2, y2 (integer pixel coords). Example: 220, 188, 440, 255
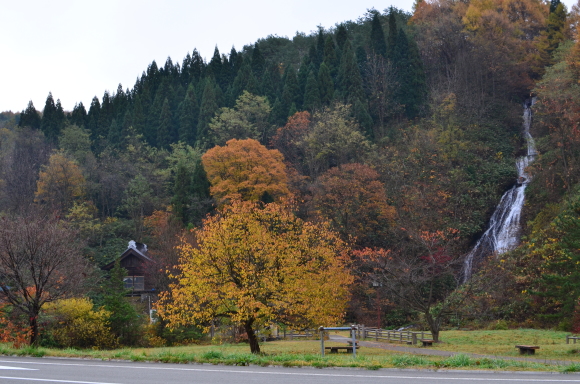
102, 240, 153, 271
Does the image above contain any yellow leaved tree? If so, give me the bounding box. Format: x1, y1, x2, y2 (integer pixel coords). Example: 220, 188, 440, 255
157, 200, 352, 353
35, 151, 86, 212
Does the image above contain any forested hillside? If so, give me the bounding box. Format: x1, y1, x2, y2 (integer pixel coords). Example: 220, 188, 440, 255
1, 0, 579, 347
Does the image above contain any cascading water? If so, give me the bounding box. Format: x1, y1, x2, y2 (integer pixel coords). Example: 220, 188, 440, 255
462, 101, 537, 280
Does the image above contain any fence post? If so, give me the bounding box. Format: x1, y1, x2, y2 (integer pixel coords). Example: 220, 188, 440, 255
362, 325, 366, 339
319, 327, 325, 356
375, 329, 378, 341
412, 333, 417, 345
290, 330, 294, 340
351, 325, 357, 358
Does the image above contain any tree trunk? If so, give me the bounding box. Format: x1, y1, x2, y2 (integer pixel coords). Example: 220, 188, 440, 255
243, 320, 260, 354
424, 312, 440, 342
29, 315, 39, 346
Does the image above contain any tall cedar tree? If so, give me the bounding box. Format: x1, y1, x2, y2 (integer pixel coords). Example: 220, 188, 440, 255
251, 44, 266, 76
303, 70, 321, 111
157, 98, 173, 149
281, 65, 300, 114
70, 102, 87, 128
40, 93, 65, 142
178, 84, 199, 145
318, 62, 335, 105
337, 41, 365, 103
371, 13, 388, 57
323, 36, 339, 78
197, 78, 221, 146
19, 101, 41, 129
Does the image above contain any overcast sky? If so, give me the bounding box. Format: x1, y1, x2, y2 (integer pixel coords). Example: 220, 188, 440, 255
1, 0, 577, 113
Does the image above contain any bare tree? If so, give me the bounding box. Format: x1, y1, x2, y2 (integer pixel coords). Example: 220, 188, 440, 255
0, 213, 90, 345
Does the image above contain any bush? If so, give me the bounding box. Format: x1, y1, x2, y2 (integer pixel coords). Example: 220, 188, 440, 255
43, 298, 117, 349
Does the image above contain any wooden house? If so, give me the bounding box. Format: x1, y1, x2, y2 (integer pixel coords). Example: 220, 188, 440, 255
102, 240, 155, 296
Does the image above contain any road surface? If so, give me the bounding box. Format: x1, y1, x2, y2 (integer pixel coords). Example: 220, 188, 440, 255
0, 356, 578, 384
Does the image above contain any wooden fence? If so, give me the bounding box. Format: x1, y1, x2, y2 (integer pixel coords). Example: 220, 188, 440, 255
352, 324, 432, 345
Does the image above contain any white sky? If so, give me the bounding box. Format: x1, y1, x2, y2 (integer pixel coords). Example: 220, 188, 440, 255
1, 0, 577, 113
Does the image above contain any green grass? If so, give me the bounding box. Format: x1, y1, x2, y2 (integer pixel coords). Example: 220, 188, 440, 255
0, 329, 579, 372
423, 329, 580, 361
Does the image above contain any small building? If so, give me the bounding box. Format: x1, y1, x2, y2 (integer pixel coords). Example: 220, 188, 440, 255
102, 240, 155, 295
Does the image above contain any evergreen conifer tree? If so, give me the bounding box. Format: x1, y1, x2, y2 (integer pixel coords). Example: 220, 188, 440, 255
370, 13, 388, 58
132, 95, 146, 136
178, 84, 199, 145
70, 102, 87, 128
387, 9, 398, 59
19, 100, 41, 129
282, 65, 300, 113
303, 70, 321, 111
157, 98, 173, 149
251, 44, 266, 76
107, 119, 122, 147
197, 78, 220, 146
336, 24, 348, 52
172, 162, 192, 224
323, 36, 339, 78
40, 93, 62, 142
337, 41, 364, 103
318, 62, 335, 105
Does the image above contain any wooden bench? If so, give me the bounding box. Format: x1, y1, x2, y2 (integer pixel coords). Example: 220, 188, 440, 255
325, 346, 359, 353
567, 336, 580, 344
420, 339, 434, 347
515, 345, 539, 355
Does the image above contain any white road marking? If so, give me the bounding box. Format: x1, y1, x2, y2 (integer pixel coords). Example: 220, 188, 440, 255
0, 360, 577, 382
0, 365, 36, 370
0, 377, 120, 384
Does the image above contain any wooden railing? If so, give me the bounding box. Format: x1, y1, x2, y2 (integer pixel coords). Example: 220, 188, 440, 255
352, 324, 432, 345
283, 329, 316, 340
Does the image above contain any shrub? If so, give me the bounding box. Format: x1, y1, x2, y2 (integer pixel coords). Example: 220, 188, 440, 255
43, 298, 117, 349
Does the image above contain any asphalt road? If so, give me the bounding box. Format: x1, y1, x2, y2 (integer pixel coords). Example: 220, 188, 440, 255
0, 356, 579, 384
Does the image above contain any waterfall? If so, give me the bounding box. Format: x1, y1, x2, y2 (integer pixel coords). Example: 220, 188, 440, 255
462, 101, 537, 280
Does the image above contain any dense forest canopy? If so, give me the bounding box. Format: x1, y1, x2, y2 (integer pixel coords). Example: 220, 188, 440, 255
2, 0, 580, 347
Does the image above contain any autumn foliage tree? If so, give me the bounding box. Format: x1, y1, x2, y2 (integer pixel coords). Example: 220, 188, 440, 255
157, 200, 352, 353
35, 151, 86, 212
201, 138, 290, 205
312, 163, 396, 246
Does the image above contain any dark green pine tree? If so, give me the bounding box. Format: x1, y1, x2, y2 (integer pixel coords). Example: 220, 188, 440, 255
40, 92, 62, 142
107, 119, 122, 148
354, 99, 373, 137
121, 109, 133, 145
157, 98, 173, 149
261, 69, 277, 104
132, 95, 146, 136
112, 84, 128, 121
335, 24, 348, 52
70, 102, 87, 128
100, 91, 114, 133
270, 97, 287, 127
251, 44, 266, 77
337, 41, 364, 103
171, 162, 192, 224
370, 12, 388, 58
281, 65, 300, 114
19, 100, 41, 129
303, 70, 320, 111
318, 62, 334, 105
315, 28, 325, 69
207, 47, 224, 89
297, 56, 311, 108
86, 96, 102, 145
398, 30, 427, 119
197, 78, 220, 146
147, 77, 172, 146
101, 261, 141, 346
387, 8, 398, 59
178, 83, 199, 145
323, 36, 338, 79
189, 158, 214, 225
288, 102, 298, 118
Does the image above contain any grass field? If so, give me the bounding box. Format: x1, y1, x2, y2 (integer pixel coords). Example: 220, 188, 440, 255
1, 329, 580, 372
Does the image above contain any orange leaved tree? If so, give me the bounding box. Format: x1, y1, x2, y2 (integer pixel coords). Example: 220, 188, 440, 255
157, 200, 352, 353
202, 138, 290, 206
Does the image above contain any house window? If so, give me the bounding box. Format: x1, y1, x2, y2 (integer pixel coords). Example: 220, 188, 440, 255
123, 276, 144, 291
